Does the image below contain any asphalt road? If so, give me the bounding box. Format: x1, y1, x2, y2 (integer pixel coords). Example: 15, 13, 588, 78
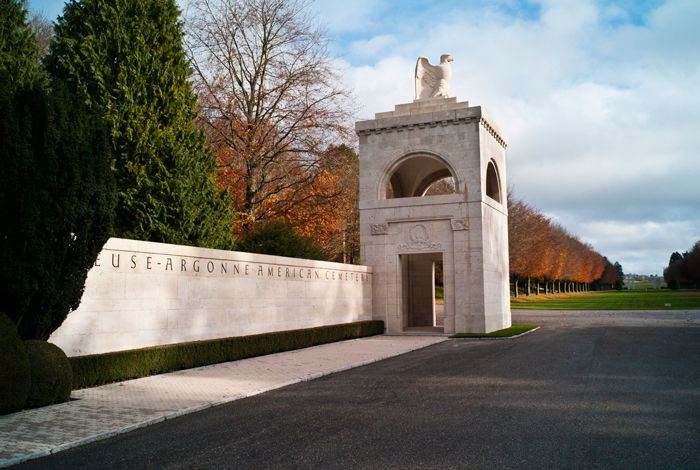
15, 310, 700, 470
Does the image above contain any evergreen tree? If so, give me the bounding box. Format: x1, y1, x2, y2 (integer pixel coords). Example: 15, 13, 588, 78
0, 0, 40, 88
46, 0, 233, 249
614, 261, 624, 279
238, 221, 325, 261
0, 73, 116, 340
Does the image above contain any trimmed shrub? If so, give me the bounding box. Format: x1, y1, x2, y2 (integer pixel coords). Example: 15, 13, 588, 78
614, 279, 624, 291
0, 314, 31, 415
23, 341, 73, 408
71, 320, 384, 389
668, 279, 680, 290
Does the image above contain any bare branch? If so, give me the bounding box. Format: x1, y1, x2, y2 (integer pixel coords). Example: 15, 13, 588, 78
185, 0, 357, 229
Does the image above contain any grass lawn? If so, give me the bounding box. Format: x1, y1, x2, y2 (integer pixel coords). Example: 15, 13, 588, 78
450, 324, 538, 338
510, 290, 700, 310
435, 286, 444, 301
629, 280, 666, 289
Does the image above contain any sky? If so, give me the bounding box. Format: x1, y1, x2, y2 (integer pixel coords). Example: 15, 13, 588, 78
28, 0, 700, 276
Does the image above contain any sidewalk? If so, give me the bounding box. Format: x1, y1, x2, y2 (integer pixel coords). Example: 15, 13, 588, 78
0, 335, 446, 468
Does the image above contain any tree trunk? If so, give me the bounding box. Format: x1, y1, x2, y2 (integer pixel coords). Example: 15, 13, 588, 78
514, 279, 519, 298
527, 277, 531, 296
545, 281, 549, 295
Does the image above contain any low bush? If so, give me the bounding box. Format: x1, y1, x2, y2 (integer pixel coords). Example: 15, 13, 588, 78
668, 279, 680, 290
71, 320, 384, 389
615, 279, 624, 291
237, 220, 325, 260
24, 340, 73, 408
0, 314, 31, 415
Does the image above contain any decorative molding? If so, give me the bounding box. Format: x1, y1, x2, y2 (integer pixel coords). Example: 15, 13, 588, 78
479, 118, 507, 148
371, 224, 388, 235
385, 215, 451, 224
356, 115, 507, 149
450, 219, 468, 231
356, 116, 479, 137
398, 242, 442, 251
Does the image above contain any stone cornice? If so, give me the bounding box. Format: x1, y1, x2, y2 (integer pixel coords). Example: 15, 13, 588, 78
355, 106, 507, 149
356, 116, 480, 137
479, 118, 507, 149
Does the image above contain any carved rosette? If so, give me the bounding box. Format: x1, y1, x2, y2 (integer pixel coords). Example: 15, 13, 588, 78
371, 224, 388, 235
398, 223, 442, 251
450, 219, 468, 231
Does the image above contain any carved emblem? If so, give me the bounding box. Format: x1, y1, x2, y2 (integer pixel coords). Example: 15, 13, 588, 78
450, 219, 468, 231
371, 224, 388, 235
398, 223, 442, 251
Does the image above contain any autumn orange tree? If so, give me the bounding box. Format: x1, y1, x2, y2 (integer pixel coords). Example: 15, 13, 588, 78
184, 0, 356, 251
277, 145, 360, 262
507, 189, 614, 296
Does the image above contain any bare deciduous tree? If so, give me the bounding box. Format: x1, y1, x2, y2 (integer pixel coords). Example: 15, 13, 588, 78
28, 8, 53, 58
184, 0, 356, 230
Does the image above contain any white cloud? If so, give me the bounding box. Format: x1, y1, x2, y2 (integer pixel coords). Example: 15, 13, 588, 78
348, 35, 397, 60
346, 56, 415, 120
575, 219, 698, 275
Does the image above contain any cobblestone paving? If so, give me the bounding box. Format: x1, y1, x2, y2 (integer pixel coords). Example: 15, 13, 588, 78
0, 336, 444, 466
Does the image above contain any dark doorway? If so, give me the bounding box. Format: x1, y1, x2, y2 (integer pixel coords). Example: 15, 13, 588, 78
400, 252, 444, 333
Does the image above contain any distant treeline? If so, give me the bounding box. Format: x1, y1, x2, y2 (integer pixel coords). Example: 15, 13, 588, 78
507, 191, 622, 295
664, 241, 700, 289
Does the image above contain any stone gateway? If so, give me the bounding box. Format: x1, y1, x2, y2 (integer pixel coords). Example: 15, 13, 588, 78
357, 56, 511, 334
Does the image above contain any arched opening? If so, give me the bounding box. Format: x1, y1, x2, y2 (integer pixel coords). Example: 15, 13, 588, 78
485, 160, 501, 203
424, 176, 456, 197
384, 154, 458, 199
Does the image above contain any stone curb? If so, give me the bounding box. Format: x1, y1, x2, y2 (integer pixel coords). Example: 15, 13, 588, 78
0, 337, 447, 469
449, 326, 540, 340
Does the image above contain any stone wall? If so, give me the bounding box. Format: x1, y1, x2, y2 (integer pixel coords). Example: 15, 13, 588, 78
49, 238, 373, 357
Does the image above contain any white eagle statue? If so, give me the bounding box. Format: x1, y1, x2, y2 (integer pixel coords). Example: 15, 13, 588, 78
415, 54, 454, 100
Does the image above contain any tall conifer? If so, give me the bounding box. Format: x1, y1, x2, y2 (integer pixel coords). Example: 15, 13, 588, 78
0, 75, 116, 339
1, 0, 116, 340
47, 0, 233, 248
0, 0, 40, 88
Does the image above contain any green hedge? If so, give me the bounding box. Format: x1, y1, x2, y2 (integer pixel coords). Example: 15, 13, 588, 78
70, 320, 384, 389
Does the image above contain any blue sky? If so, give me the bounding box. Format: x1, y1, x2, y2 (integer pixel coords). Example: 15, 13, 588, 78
27, 0, 700, 276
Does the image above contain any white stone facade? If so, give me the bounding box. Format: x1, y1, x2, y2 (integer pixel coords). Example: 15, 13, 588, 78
356, 97, 511, 334
49, 238, 373, 357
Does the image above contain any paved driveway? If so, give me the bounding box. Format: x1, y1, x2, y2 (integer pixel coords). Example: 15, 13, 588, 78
13, 309, 700, 469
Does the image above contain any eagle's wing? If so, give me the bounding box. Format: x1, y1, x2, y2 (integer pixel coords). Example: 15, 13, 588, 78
415, 57, 442, 100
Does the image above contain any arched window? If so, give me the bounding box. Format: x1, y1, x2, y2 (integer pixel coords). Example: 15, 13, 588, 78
384, 155, 458, 199
485, 160, 501, 203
